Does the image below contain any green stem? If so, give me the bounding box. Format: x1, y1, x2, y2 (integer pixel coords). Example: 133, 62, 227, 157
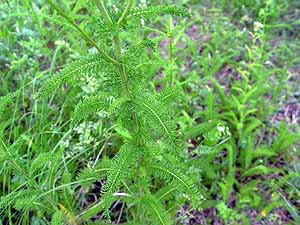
113, 14, 141, 139
47, 0, 117, 65
169, 36, 174, 87
94, 0, 141, 138
94, 0, 131, 97
93, 0, 113, 25
117, 0, 133, 26
113, 36, 131, 96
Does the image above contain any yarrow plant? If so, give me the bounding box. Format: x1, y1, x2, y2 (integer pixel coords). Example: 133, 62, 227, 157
0, 0, 202, 224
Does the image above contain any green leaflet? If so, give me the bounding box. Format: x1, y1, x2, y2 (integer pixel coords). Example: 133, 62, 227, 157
0, 187, 27, 214
29, 152, 54, 175
107, 96, 130, 114
114, 125, 133, 141
127, 5, 190, 20
122, 40, 156, 64
219, 145, 235, 202
36, 53, 105, 99
157, 86, 184, 104
14, 195, 38, 211
76, 167, 109, 189
71, 95, 113, 126
184, 121, 218, 140
135, 92, 177, 147
194, 122, 231, 155
0, 90, 20, 119
142, 102, 174, 142
101, 143, 137, 218
0, 137, 23, 171
148, 160, 202, 207
194, 145, 216, 155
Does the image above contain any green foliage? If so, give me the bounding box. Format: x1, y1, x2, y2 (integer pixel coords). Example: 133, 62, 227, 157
127, 5, 190, 20
139, 194, 171, 225
0, 91, 20, 119
35, 53, 109, 99
148, 160, 202, 206
136, 92, 178, 147
217, 201, 240, 223
0, 0, 199, 224
1, 0, 299, 224
180, 0, 300, 223
51, 211, 63, 225
71, 95, 113, 125
101, 143, 137, 218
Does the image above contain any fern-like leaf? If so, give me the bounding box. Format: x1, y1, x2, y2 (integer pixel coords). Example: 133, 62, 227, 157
157, 86, 184, 104
0, 187, 28, 214
147, 160, 202, 207
135, 93, 177, 147
101, 143, 137, 219
123, 40, 156, 56
194, 145, 216, 155
143, 103, 173, 139
127, 5, 190, 20
0, 137, 23, 171
121, 40, 156, 65
71, 95, 113, 125
36, 53, 106, 99
0, 90, 20, 119
76, 165, 109, 189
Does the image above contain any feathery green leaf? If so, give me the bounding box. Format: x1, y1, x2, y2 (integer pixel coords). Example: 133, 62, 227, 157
36, 54, 106, 99
0, 91, 20, 119
101, 143, 138, 218
71, 95, 113, 125
127, 5, 190, 20
148, 160, 202, 207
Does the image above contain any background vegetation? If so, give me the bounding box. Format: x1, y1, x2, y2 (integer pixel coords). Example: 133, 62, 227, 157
0, 0, 300, 224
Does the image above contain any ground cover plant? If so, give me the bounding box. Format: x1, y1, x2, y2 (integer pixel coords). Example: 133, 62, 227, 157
0, 0, 300, 224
